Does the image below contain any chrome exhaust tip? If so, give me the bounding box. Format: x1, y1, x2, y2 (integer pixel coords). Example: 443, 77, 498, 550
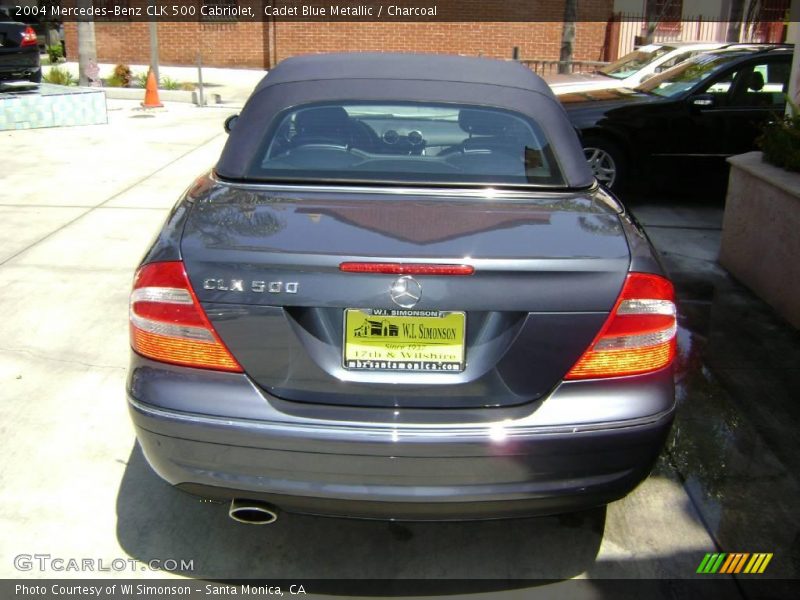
228, 499, 279, 525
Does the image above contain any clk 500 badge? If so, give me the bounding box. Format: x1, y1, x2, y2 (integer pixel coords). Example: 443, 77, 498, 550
203, 279, 299, 294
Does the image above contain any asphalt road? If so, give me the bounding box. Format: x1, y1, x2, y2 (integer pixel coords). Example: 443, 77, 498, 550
1, 101, 797, 594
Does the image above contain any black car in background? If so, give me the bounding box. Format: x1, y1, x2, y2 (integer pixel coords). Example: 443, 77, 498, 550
0, 7, 41, 84
561, 45, 793, 189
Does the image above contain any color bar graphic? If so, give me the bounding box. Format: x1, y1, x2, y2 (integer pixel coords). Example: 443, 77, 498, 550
697, 552, 773, 574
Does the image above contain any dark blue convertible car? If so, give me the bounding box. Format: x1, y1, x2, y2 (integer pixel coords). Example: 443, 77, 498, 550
127, 53, 677, 523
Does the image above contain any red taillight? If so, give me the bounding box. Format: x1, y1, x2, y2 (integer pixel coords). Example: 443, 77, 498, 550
129, 261, 243, 372
20, 26, 37, 47
340, 262, 474, 276
565, 273, 677, 380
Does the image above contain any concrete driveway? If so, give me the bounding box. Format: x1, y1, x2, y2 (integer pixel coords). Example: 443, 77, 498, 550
1, 102, 796, 593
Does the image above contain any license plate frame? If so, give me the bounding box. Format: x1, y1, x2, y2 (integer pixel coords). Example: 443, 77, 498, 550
343, 308, 466, 372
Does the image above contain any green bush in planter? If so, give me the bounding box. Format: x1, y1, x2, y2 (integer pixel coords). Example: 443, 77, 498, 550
160, 76, 181, 90
105, 74, 126, 87
132, 72, 148, 88
46, 44, 63, 65
757, 97, 800, 173
112, 64, 133, 87
43, 66, 75, 86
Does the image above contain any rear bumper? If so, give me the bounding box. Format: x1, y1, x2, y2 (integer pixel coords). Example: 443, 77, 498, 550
0, 50, 40, 81
128, 356, 675, 520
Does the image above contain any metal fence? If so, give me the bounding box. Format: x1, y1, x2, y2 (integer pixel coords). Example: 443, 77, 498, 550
611, 13, 787, 59
515, 8, 788, 77
519, 59, 609, 76
615, 13, 730, 57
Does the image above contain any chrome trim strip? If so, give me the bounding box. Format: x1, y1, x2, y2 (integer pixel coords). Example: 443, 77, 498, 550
128, 396, 673, 439
208, 171, 597, 200
650, 153, 732, 157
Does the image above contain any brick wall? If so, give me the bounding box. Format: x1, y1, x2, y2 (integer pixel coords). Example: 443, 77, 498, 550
64, 21, 269, 68
63, 0, 613, 69
272, 20, 609, 64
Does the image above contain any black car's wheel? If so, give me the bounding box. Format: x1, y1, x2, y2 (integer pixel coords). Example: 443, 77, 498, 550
28, 68, 42, 84
583, 137, 626, 190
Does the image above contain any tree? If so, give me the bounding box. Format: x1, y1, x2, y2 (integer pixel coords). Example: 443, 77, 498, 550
726, 0, 746, 43
558, 0, 578, 74
76, 0, 98, 87
643, 0, 683, 45
149, 0, 160, 83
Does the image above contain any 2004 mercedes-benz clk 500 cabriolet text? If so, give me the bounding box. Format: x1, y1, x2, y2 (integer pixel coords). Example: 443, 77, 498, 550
127, 53, 677, 524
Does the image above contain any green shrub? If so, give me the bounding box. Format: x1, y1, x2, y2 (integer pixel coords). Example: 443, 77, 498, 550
112, 64, 133, 87
159, 76, 181, 90
104, 74, 126, 87
131, 72, 148, 88
757, 97, 800, 173
43, 66, 75, 86
46, 44, 63, 65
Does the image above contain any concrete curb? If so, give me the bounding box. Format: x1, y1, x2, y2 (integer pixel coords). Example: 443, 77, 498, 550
101, 87, 195, 103
101, 87, 224, 105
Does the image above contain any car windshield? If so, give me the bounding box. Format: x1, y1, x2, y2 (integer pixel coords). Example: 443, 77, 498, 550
598, 45, 674, 79
635, 52, 744, 98
250, 102, 565, 187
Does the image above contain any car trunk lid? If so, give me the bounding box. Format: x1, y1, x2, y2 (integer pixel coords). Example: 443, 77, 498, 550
180, 182, 630, 408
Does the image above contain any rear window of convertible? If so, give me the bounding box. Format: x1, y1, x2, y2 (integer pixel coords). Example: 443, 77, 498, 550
247, 102, 565, 186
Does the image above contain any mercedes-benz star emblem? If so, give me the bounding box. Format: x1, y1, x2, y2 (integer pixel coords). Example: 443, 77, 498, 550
390, 276, 422, 308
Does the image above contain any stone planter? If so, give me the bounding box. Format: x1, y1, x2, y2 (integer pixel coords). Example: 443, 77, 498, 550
720, 151, 800, 329
100, 86, 196, 104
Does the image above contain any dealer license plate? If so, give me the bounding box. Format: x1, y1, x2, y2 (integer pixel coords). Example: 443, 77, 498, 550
343, 309, 465, 372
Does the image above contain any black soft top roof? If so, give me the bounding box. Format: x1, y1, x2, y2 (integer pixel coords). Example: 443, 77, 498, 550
217, 53, 593, 188
254, 53, 556, 94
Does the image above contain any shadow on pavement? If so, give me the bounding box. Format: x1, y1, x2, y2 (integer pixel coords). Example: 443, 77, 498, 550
623, 179, 800, 580
665, 268, 800, 580
113, 165, 800, 588
622, 161, 731, 206
115, 444, 605, 583
114, 448, 800, 597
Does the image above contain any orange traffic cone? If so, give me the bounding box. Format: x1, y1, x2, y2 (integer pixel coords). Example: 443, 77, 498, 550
141, 70, 163, 108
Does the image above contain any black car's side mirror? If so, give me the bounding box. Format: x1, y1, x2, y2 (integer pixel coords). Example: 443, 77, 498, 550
689, 94, 715, 109
224, 114, 239, 133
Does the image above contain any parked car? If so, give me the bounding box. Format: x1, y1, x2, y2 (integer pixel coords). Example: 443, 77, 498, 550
127, 53, 677, 524
545, 42, 728, 95
0, 7, 41, 84
562, 45, 793, 189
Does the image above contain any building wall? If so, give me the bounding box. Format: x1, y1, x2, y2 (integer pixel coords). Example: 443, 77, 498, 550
271, 21, 609, 64
63, 0, 614, 69
64, 21, 269, 68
